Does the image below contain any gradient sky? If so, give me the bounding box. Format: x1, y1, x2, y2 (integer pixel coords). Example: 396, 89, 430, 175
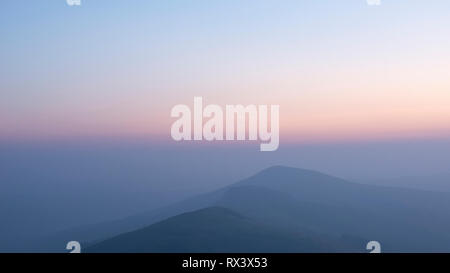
2, 0, 450, 143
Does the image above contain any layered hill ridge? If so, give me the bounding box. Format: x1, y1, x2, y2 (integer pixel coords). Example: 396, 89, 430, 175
42, 166, 450, 252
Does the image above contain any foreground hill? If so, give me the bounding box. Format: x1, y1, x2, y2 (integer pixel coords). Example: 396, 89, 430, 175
87, 207, 362, 253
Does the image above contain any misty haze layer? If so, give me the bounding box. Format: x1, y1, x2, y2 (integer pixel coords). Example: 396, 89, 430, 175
2, 139, 450, 251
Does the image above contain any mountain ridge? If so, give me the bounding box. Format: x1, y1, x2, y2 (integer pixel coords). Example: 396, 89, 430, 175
39, 165, 450, 252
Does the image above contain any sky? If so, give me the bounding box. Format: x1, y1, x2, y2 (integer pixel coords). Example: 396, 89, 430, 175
1, 0, 450, 143
3, 1, 450, 251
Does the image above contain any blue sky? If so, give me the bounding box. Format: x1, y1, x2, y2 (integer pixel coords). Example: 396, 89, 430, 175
2, 0, 450, 142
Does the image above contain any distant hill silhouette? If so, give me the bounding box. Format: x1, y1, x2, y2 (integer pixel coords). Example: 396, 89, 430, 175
367, 173, 450, 192
42, 166, 450, 252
